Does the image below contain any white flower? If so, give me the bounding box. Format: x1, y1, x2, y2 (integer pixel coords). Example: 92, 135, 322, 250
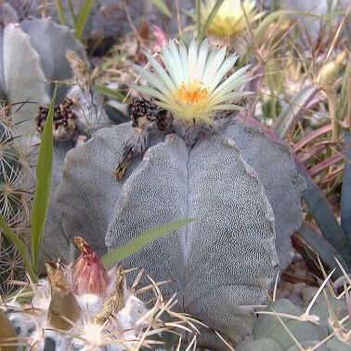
135, 38, 251, 124
203, 0, 262, 38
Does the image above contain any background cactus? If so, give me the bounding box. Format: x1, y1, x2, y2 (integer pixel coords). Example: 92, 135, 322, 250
0, 112, 32, 294
48, 115, 305, 347
0, 3, 87, 135
237, 291, 351, 351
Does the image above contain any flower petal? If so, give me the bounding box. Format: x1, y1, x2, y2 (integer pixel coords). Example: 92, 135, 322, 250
201, 46, 227, 86
144, 51, 176, 93
195, 39, 210, 81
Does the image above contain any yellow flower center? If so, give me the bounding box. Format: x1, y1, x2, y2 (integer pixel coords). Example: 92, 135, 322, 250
175, 81, 209, 105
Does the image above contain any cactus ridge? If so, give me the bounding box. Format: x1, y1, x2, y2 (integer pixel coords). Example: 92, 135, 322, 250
0, 115, 31, 294
51, 117, 306, 347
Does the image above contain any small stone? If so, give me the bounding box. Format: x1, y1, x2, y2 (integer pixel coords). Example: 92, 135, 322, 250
291, 282, 306, 294
277, 281, 293, 299
288, 293, 304, 306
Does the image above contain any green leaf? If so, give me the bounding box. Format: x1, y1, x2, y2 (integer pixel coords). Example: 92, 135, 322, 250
0, 214, 36, 282
31, 88, 56, 272
55, 0, 67, 25
75, 0, 95, 40
296, 160, 350, 261
297, 222, 347, 274
102, 218, 194, 268
94, 84, 126, 101
67, 0, 77, 27
151, 0, 171, 18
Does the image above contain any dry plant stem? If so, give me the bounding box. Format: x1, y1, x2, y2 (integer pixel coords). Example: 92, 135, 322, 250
334, 258, 351, 297
271, 307, 305, 351
326, 10, 349, 60
311, 332, 335, 351
258, 269, 335, 324
123, 60, 152, 104
322, 87, 338, 146
175, 0, 182, 36
293, 125, 333, 152
214, 330, 235, 351
241, 0, 261, 64
123, 0, 146, 49
303, 269, 335, 318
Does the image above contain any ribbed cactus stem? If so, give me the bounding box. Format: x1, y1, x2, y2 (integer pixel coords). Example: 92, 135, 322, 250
0, 118, 31, 294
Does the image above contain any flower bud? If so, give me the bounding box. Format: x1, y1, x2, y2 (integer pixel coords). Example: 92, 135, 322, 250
73, 237, 109, 296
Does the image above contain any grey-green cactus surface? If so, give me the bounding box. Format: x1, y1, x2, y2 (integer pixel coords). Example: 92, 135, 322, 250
20, 17, 87, 101
0, 6, 87, 134
52, 117, 304, 346
237, 297, 351, 351
0, 118, 32, 293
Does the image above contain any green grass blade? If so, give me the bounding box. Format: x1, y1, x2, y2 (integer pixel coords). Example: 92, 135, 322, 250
199, 0, 225, 42
94, 84, 126, 101
0, 214, 36, 281
55, 0, 67, 25
31, 88, 56, 272
151, 0, 171, 18
102, 218, 194, 268
67, 0, 77, 27
75, 0, 94, 41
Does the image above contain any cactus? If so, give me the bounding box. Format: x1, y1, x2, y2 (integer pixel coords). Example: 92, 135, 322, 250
50, 114, 304, 347
237, 287, 351, 351
0, 110, 32, 294
45, 37, 305, 347
0, 237, 201, 350
0, 3, 87, 135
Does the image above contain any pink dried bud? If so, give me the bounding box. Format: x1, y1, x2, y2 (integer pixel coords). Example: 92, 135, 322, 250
152, 24, 167, 53
73, 237, 109, 295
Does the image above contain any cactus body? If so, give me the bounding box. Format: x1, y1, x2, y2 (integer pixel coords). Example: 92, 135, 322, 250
237, 297, 351, 351
0, 4, 87, 134
53, 116, 304, 346
0, 117, 31, 294
20, 17, 87, 101
0, 22, 49, 133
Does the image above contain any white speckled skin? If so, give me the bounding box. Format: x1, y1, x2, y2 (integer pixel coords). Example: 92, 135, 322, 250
55, 124, 133, 257
104, 132, 278, 346
54, 119, 304, 346
223, 120, 305, 269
